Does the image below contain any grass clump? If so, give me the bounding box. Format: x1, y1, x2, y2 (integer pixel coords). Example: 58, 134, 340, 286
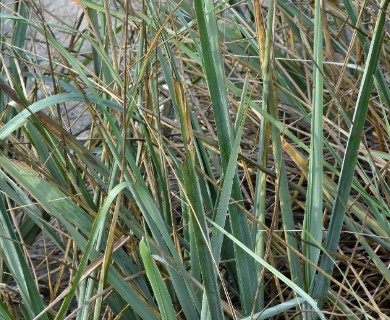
0, 0, 389, 319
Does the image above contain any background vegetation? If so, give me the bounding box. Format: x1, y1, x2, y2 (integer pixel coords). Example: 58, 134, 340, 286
0, 0, 389, 319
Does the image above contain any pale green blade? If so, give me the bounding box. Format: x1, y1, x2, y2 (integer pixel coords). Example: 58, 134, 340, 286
140, 239, 176, 320
311, 0, 389, 308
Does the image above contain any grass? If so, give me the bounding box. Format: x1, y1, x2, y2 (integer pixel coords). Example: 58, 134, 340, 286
0, 0, 389, 319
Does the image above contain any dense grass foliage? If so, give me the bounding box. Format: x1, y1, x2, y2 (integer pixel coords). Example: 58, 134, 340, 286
0, 0, 389, 319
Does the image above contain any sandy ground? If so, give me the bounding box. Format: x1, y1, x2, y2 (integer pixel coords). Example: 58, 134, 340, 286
2, 0, 93, 137
39, 1, 92, 138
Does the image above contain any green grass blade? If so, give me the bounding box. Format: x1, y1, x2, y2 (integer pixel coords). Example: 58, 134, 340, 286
0, 92, 121, 139
302, 0, 324, 290
200, 84, 250, 319
175, 80, 224, 319
0, 196, 50, 320
130, 184, 201, 319
193, 0, 258, 313
210, 77, 250, 263
140, 238, 176, 320
340, 0, 390, 113
0, 300, 13, 320
242, 298, 306, 320
8, 1, 28, 87
182, 157, 224, 320
54, 181, 132, 319
208, 218, 326, 320
311, 0, 389, 308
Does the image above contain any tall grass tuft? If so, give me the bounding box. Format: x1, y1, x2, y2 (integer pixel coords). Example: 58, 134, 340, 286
0, 0, 389, 319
